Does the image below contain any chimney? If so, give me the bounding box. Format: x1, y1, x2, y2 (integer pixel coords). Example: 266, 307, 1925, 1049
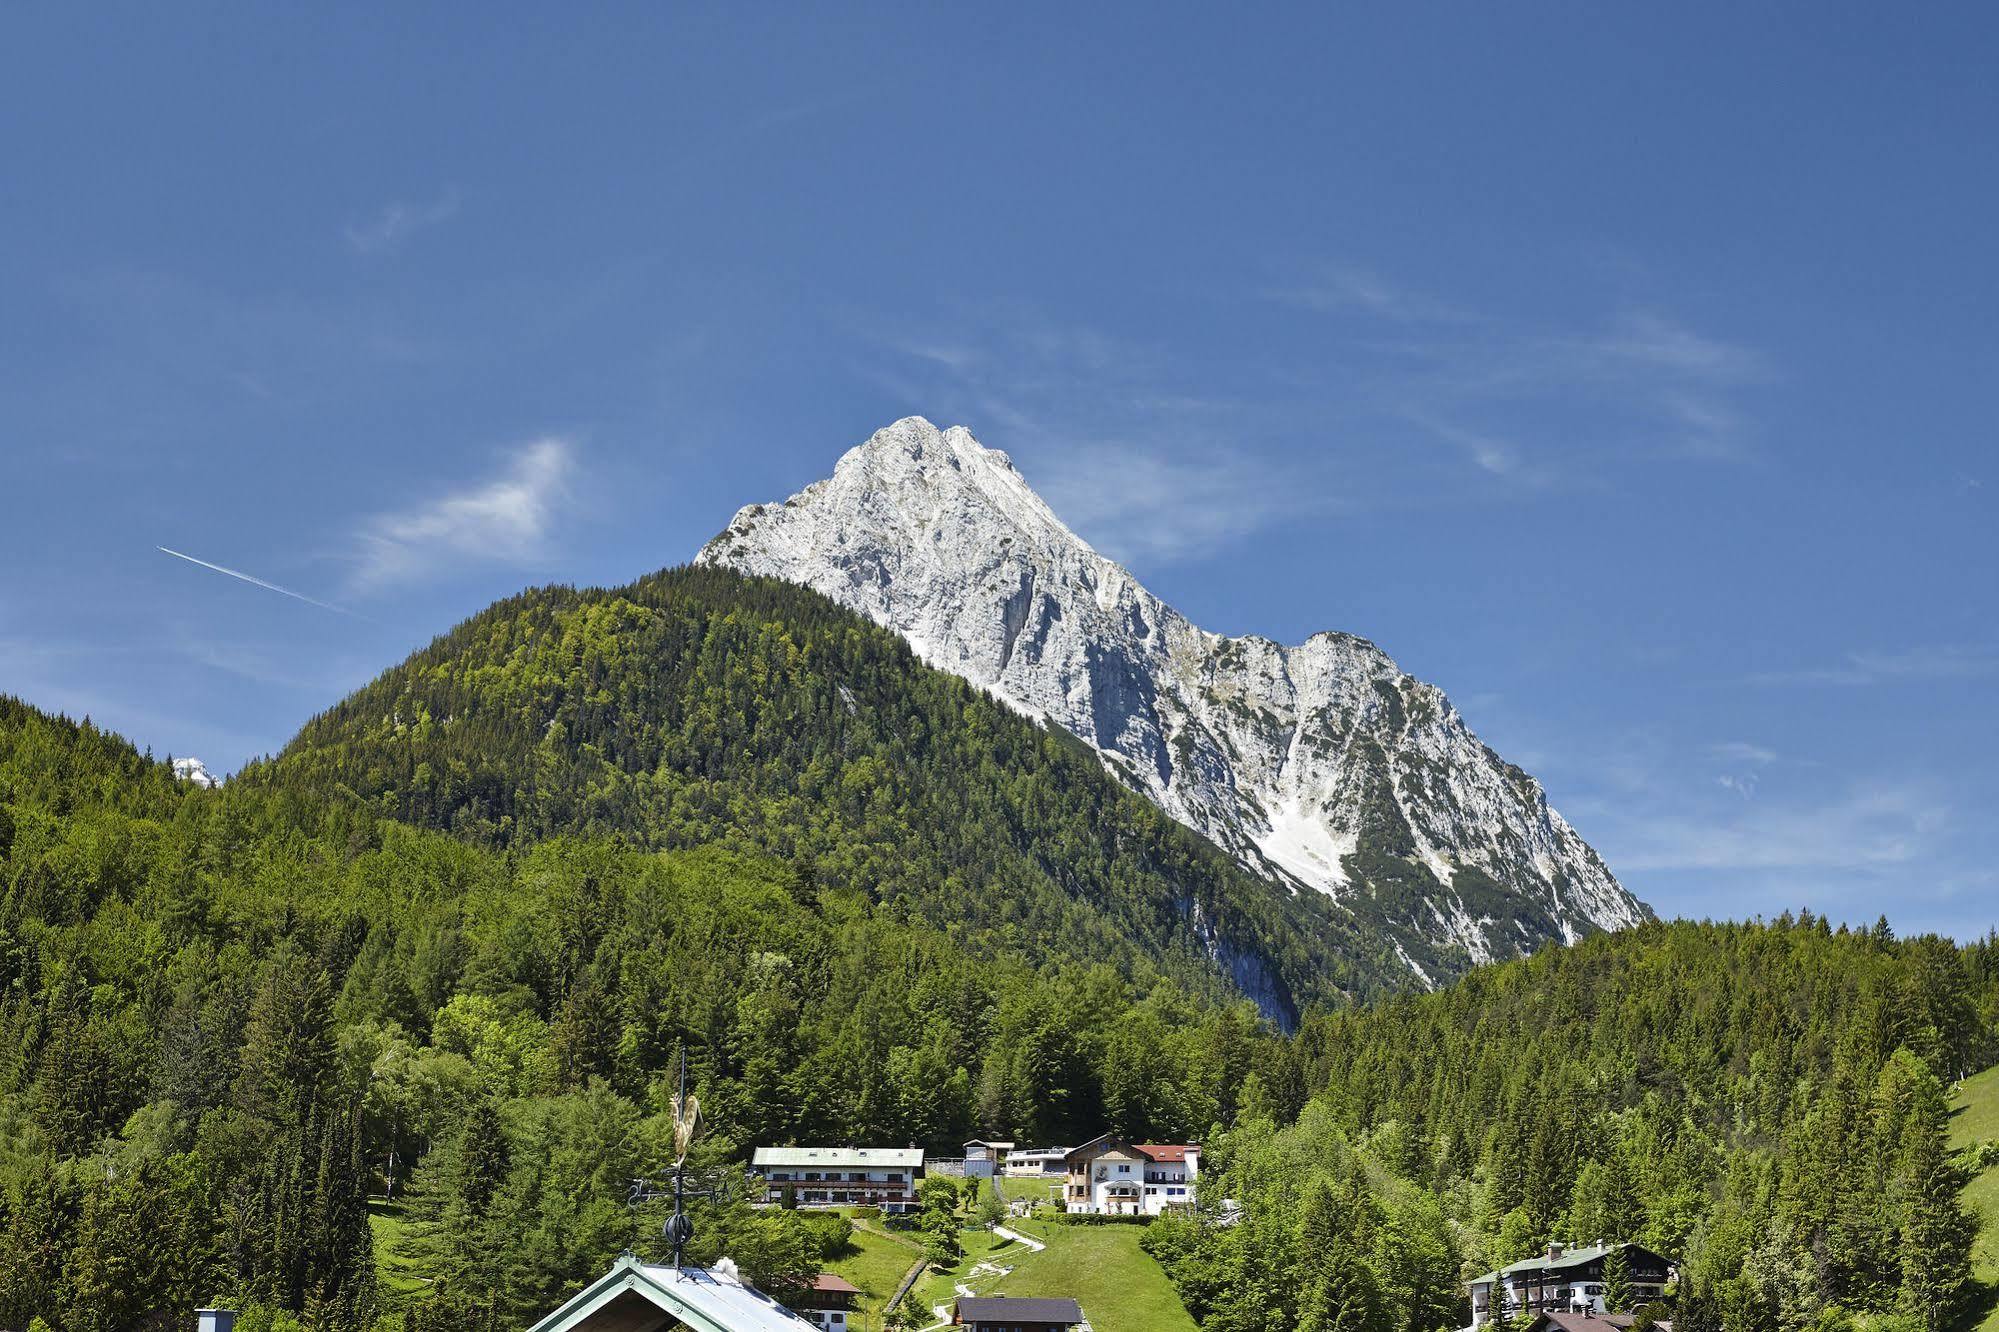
1547, 1243, 1565, 1261
196, 1313, 236, 1332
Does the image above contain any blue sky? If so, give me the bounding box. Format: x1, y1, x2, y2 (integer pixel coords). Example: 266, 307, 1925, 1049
3, 6, 1994, 937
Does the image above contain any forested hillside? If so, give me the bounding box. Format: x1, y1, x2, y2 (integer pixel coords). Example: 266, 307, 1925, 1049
2, 564, 1995, 1332
0, 695, 1293, 1330
251, 564, 1408, 1020
1147, 918, 1999, 1332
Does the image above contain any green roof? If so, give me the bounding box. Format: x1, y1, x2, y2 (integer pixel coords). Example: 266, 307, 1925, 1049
1469, 1244, 1622, 1287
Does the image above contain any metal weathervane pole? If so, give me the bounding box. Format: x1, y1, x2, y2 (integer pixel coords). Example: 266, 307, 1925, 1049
628, 1047, 716, 1271
667, 1047, 704, 1269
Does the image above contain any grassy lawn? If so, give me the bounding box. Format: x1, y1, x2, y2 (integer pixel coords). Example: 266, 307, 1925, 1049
1950, 1066, 1999, 1332
912, 1227, 1016, 1309
980, 1223, 1196, 1332
367, 1199, 431, 1306
995, 1173, 1066, 1209
826, 1212, 926, 1332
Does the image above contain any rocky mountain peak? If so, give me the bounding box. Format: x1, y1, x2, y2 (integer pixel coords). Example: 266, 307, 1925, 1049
699, 419, 1648, 982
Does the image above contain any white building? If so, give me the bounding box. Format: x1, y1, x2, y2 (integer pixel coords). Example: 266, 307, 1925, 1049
1062, 1135, 1199, 1215
1005, 1146, 1070, 1176
751, 1146, 925, 1213
1467, 1243, 1673, 1327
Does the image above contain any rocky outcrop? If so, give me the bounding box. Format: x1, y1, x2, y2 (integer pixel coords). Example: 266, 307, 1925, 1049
699, 417, 1647, 980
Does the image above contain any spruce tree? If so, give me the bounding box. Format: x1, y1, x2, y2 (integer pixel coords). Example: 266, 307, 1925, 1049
1600, 1245, 1632, 1313
1297, 1177, 1385, 1332
1891, 1065, 1973, 1331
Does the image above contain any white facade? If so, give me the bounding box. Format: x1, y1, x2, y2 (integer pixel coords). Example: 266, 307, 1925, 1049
752, 1147, 924, 1212
1005, 1146, 1069, 1176
1064, 1139, 1199, 1215
1135, 1145, 1199, 1213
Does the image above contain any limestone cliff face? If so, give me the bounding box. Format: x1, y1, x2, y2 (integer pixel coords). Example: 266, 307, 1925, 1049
699, 417, 1647, 981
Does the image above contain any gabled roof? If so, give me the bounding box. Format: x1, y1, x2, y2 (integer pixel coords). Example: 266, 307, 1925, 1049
1469, 1242, 1673, 1287
1135, 1143, 1198, 1162
752, 1146, 925, 1169
955, 1295, 1084, 1323
809, 1273, 862, 1295
1066, 1132, 1183, 1164
527, 1254, 817, 1332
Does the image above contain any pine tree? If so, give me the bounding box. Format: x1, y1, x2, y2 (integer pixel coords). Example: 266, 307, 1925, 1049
1600, 1245, 1632, 1313
30, 969, 115, 1157
1891, 1064, 1973, 1331
1297, 1177, 1385, 1332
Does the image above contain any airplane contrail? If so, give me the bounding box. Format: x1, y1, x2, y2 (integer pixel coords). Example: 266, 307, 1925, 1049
157, 546, 356, 616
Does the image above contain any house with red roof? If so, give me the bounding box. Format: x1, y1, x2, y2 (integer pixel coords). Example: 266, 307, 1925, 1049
1062, 1134, 1201, 1215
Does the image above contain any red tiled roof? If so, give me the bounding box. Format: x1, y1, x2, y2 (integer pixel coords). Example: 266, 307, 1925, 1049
1137, 1144, 1198, 1162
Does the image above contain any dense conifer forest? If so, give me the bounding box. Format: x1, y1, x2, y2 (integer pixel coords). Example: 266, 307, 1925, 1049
1, 567, 1992, 1331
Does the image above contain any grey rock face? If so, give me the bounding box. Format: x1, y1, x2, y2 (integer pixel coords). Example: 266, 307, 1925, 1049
699, 417, 1648, 981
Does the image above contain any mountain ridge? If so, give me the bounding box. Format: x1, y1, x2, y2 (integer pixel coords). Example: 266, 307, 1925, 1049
252, 566, 1409, 1022
698, 416, 1648, 981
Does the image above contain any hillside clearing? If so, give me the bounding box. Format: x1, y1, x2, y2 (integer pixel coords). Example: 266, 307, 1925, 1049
1949, 1064, 1999, 1332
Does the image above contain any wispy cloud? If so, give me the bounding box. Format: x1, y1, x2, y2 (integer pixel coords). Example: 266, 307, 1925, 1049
1270, 268, 1770, 473
850, 272, 1769, 566
1748, 644, 1999, 687
345, 188, 460, 256
856, 304, 1303, 565
1609, 780, 1947, 874
1710, 740, 1779, 765
350, 438, 575, 592
1709, 740, 1778, 799
1031, 440, 1324, 565
1265, 264, 1476, 324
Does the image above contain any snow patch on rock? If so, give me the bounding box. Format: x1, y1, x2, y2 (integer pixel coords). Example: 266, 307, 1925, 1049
698, 417, 1649, 974
172, 756, 220, 788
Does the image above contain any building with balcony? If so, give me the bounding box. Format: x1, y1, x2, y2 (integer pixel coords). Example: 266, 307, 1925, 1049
1467, 1243, 1673, 1327
1062, 1134, 1200, 1215
1005, 1146, 1070, 1176
751, 1146, 926, 1213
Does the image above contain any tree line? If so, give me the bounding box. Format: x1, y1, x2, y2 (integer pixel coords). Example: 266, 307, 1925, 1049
2, 562, 1995, 1331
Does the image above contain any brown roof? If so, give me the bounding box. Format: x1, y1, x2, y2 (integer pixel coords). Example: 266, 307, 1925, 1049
1135, 1144, 1197, 1162
1533, 1313, 1637, 1332
810, 1273, 862, 1295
